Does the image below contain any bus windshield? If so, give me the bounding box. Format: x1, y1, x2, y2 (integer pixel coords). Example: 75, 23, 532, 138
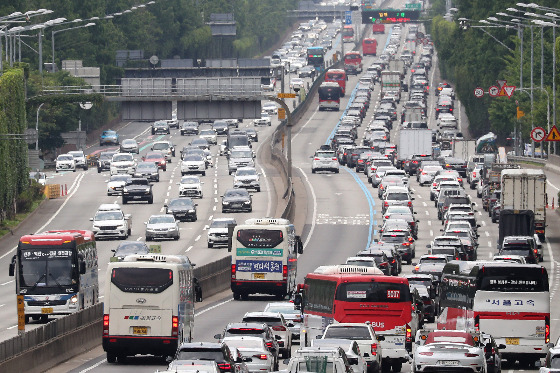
111, 267, 173, 293
335, 282, 411, 303
319, 86, 341, 101
20, 249, 74, 287
477, 267, 548, 292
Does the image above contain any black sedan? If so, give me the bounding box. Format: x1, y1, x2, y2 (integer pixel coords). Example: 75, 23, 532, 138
112, 241, 150, 261
221, 188, 252, 213
134, 162, 160, 182
165, 198, 198, 222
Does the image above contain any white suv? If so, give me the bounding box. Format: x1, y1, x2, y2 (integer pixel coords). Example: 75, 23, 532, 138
207, 218, 236, 248
242, 312, 292, 358
55, 154, 76, 172
67, 150, 88, 170
90, 203, 131, 240
110, 153, 136, 175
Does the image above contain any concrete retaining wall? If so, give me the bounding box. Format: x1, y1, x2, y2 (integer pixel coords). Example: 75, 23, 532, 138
194, 256, 232, 299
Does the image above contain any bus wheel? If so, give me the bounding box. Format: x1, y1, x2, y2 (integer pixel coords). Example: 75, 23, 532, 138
381, 360, 391, 372
391, 361, 402, 372
233, 292, 241, 300
107, 353, 117, 363
241, 293, 249, 301
40, 315, 48, 323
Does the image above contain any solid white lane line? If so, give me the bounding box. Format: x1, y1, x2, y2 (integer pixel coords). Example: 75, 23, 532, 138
195, 298, 233, 317
296, 166, 316, 250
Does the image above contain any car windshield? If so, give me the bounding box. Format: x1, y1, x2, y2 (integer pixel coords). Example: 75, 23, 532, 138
95, 211, 122, 220
231, 150, 252, 158
137, 163, 156, 170
110, 175, 130, 182
68, 152, 83, 158
420, 257, 448, 264
192, 139, 207, 145
145, 153, 162, 160
236, 169, 257, 176
169, 199, 194, 207
445, 231, 470, 239
114, 242, 149, 256
381, 235, 406, 243
148, 216, 175, 224
184, 155, 204, 161
58, 155, 73, 161
153, 143, 169, 150
225, 190, 249, 197
223, 339, 262, 349
103, 131, 116, 136
113, 154, 132, 162
501, 247, 531, 256
100, 153, 114, 160
346, 260, 376, 267
210, 220, 235, 229
175, 349, 223, 361
200, 130, 214, 135
181, 177, 199, 184
385, 206, 411, 214
324, 326, 371, 340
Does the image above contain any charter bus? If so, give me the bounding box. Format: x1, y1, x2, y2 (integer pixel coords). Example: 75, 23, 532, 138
103, 254, 198, 363
296, 265, 418, 371
318, 82, 342, 111
438, 261, 550, 366
8, 230, 98, 323
342, 25, 354, 43
230, 218, 303, 300
307, 46, 325, 72
343, 51, 363, 75
324, 69, 347, 96
362, 38, 378, 56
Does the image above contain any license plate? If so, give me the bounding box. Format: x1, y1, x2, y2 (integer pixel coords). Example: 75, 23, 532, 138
253, 273, 265, 279
41, 307, 53, 314
506, 338, 519, 345
133, 326, 148, 335
439, 361, 459, 366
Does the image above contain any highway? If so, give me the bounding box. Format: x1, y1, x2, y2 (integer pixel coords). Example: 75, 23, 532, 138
0, 4, 558, 373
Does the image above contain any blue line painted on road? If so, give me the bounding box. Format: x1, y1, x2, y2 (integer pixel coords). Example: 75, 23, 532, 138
139, 135, 165, 152
342, 166, 376, 249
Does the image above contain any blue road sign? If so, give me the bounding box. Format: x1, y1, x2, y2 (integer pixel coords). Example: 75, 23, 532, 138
345, 11, 352, 25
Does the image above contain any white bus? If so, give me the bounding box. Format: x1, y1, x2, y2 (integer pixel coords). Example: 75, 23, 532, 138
102, 254, 198, 363
438, 261, 550, 367
230, 218, 303, 300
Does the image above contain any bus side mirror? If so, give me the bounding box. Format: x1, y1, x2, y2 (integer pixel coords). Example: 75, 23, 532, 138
227, 223, 236, 252
296, 236, 304, 254
8, 255, 15, 276
293, 293, 302, 306
79, 261, 86, 275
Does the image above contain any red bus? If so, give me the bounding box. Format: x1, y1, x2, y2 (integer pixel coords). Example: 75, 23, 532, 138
372, 24, 385, 34
9, 230, 99, 323
343, 51, 363, 75
342, 25, 354, 43
324, 69, 347, 97
318, 82, 341, 111
362, 38, 377, 56
296, 265, 420, 372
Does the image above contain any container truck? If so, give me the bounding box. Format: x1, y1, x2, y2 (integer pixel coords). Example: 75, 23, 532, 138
396, 129, 432, 169
500, 169, 547, 239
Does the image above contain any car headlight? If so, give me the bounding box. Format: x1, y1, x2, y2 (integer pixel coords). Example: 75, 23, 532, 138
244, 201, 251, 204
70, 295, 78, 304
188, 209, 195, 213
222, 201, 230, 205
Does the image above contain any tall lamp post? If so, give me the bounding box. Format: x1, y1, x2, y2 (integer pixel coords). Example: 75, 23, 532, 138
51, 23, 95, 71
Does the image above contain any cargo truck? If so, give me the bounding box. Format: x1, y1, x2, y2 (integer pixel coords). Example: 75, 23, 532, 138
452, 140, 476, 161
381, 71, 402, 102
500, 169, 547, 239
396, 128, 432, 169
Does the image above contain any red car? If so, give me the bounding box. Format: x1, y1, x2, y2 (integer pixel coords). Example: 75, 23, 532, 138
142, 151, 167, 171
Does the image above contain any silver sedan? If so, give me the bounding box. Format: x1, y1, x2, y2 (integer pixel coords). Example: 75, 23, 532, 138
144, 214, 180, 241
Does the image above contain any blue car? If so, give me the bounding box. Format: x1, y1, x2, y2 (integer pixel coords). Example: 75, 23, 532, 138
100, 130, 119, 146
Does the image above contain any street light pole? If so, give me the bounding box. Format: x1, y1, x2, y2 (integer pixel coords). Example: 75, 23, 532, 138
36, 102, 44, 151
51, 23, 96, 72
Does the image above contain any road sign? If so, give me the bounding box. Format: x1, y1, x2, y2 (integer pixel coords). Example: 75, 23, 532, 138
345, 11, 352, 25
474, 87, 484, 98
502, 85, 516, 98
405, 3, 422, 9
488, 86, 499, 97
277, 93, 296, 98
497, 80, 507, 89
278, 108, 286, 119
545, 125, 560, 142
531, 127, 546, 142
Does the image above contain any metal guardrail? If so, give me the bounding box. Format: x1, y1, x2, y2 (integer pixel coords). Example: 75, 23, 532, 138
507, 155, 547, 165
0, 303, 102, 363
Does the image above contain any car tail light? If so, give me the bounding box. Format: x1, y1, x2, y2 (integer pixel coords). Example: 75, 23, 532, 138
371, 343, 377, 355
465, 353, 479, 357
450, 108, 453, 111
314, 158, 319, 160
474, 316, 480, 330
403, 242, 410, 246
473, 172, 476, 177
412, 161, 418, 164
408, 237, 414, 242
384, 201, 389, 207
283, 265, 288, 281
421, 172, 427, 175
432, 182, 437, 187
103, 314, 110, 336
332, 158, 337, 161
379, 262, 387, 267
231, 264, 236, 280
419, 352, 433, 356
410, 221, 415, 226
218, 363, 232, 371
253, 354, 268, 360
265, 341, 273, 349
546, 318, 550, 343
414, 265, 419, 271
272, 325, 287, 331
408, 201, 412, 207
406, 324, 412, 342
172, 316, 179, 336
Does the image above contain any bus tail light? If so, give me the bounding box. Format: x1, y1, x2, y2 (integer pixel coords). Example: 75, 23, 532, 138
103, 314, 110, 336
370, 343, 377, 355
283, 265, 288, 281
272, 325, 286, 331
546, 318, 550, 343
231, 264, 236, 280
405, 324, 412, 342
172, 316, 179, 336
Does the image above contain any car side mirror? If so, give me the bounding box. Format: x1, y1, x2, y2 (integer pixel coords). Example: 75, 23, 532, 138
164, 204, 168, 207
426, 244, 431, 248
144, 222, 147, 225
214, 334, 222, 340
89, 218, 94, 221
111, 249, 116, 253
377, 335, 385, 341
